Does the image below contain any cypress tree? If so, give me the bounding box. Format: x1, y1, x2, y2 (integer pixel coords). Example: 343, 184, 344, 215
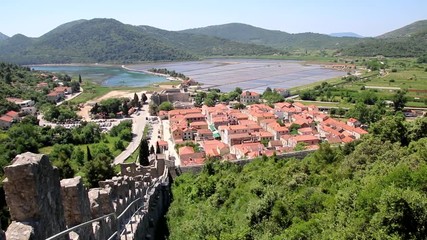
150, 145, 155, 154
141, 93, 148, 104
78, 74, 82, 83
156, 141, 161, 154
139, 138, 150, 166
86, 146, 92, 161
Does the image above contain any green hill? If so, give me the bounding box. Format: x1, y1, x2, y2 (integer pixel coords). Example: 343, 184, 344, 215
181, 23, 362, 50
377, 20, 427, 38
342, 31, 427, 57
0, 19, 194, 64
341, 20, 427, 57
0, 19, 279, 65
139, 25, 280, 57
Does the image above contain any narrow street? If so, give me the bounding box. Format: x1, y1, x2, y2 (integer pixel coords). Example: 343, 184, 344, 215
113, 104, 150, 165
162, 119, 181, 166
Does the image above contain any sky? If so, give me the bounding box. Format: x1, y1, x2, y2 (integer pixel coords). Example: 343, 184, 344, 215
0, 0, 426, 38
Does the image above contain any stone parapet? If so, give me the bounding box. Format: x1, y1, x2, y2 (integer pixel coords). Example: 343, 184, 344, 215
3, 152, 66, 240
2, 153, 170, 240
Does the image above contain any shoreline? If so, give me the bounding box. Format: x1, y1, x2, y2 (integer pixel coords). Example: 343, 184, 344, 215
122, 65, 186, 82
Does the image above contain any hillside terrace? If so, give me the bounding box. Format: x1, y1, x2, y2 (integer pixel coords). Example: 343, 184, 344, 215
165, 102, 367, 166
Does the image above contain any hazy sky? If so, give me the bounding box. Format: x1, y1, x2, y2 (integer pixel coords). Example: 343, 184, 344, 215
1, 0, 426, 37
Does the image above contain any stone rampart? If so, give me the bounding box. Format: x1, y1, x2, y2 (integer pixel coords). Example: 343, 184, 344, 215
2, 152, 171, 240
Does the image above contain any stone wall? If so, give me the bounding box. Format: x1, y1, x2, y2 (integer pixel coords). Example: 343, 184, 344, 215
3, 152, 66, 240
2, 153, 171, 240
150, 92, 190, 105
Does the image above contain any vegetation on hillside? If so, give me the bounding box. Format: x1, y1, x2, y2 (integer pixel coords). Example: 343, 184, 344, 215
342, 32, 427, 57
181, 23, 362, 50
167, 116, 427, 239
0, 19, 280, 65
295, 58, 427, 108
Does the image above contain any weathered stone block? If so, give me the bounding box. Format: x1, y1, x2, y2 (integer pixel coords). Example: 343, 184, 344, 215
3, 152, 66, 240
5, 222, 34, 240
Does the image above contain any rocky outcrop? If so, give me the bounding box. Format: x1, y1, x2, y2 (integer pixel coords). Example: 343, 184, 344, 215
3, 152, 66, 240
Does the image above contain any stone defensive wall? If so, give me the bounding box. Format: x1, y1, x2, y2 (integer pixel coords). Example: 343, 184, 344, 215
2, 152, 171, 240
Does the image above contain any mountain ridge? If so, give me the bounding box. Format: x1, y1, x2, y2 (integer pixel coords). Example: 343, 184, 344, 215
329, 32, 364, 38
181, 23, 363, 50
0, 18, 426, 64
377, 20, 427, 38
0, 32, 8, 41
0, 18, 279, 64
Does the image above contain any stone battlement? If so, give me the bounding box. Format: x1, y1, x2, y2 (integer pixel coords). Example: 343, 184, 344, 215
2, 152, 171, 240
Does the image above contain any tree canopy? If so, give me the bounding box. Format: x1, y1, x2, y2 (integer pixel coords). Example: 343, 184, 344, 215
167, 115, 427, 239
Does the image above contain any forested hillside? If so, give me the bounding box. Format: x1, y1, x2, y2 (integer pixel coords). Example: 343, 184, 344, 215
0, 19, 279, 64
342, 31, 427, 57
181, 23, 362, 50
0, 33, 8, 41
377, 20, 427, 38
139, 25, 280, 57
167, 116, 427, 239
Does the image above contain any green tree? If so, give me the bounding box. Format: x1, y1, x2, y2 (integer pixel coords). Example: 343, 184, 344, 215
150, 145, 155, 154
289, 123, 301, 135
149, 102, 159, 115
314, 142, 338, 164
370, 115, 408, 145
392, 90, 407, 112
294, 142, 307, 151
141, 93, 148, 104
132, 93, 139, 107
78, 74, 82, 83
122, 100, 129, 116
86, 146, 92, 161
83, 151, 115, 188
159, 101, 174, 111
49, 144, 75, 179
114, 139, 125, 151
71, 146, 85, 167
235, 87, 243, 94
139, 138, 150, 166
204, 98, 215, 107
156, 141, 161, 154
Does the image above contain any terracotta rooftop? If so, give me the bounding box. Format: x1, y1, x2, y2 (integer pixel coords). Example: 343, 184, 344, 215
6, 111, 19, 118
178, 146, 195, 155
241, 91, 259, 97
0, 115, 13, 123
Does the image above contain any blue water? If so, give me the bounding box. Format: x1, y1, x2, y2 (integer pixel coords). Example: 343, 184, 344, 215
31, 65, 166, 87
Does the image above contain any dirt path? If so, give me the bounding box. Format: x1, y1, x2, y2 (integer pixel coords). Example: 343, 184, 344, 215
77, 90, 137, 121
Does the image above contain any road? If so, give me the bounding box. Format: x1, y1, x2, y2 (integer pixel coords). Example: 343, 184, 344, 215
113, 104, 150, 165
162, 120, 181, 166
57, 87, 84, 106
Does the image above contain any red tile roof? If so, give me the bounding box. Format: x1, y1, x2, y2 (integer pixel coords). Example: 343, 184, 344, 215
179, 146, 195, 155
0, 115, 13, 123
6, 111, 19, 118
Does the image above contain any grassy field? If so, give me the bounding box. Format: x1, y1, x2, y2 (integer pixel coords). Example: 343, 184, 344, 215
69, 81, 164, 104
294, 100, 354, 108
289, 57, 427, 108
289, 76, 343, 92
39, 135, 129, 157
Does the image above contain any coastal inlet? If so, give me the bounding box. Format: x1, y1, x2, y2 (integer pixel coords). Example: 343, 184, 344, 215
31, 65, 167, 87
